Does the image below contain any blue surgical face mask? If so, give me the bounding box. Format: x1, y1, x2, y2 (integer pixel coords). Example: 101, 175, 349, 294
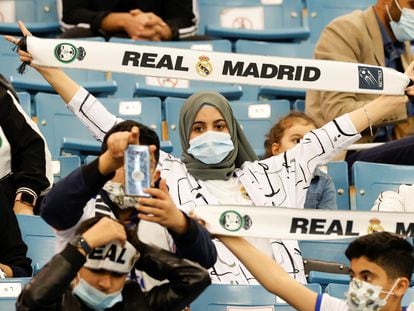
387, 0, 414, 42
73, 278, 123, 311
188, 131, 234, 164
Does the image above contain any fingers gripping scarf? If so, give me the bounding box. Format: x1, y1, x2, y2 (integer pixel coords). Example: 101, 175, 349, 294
179, 91, 257, 181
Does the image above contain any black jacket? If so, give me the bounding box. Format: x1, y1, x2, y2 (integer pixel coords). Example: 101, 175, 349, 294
0, 194, 32, 277
16, 232, 210, 310
61, 0, 197, 39
0, 74, 51, 209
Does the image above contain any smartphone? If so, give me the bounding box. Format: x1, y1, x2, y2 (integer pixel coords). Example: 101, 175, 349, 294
124, 145, 151, 197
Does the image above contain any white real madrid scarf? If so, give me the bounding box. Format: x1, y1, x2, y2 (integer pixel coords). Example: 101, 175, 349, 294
194, 205, 414, 240
25, 36, 410, 95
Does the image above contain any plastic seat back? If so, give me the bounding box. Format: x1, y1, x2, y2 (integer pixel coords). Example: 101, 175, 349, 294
0, 0, 60, 35
35, 93, 162, 161
16, 215, 55, 274
231, 99, 290, 157
352, 161, 414, 211
319, 161, 349, 210
52, 155, 81, 183
190, 283, 322, 311
198, 0, 309, 41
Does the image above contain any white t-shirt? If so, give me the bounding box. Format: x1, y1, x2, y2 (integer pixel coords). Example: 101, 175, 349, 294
316, 294, 348, 311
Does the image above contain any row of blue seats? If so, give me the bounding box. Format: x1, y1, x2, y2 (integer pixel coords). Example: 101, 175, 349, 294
0, 0, 375, 45
0, 278, 412, 310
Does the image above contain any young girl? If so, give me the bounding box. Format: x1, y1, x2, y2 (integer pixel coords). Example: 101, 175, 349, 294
264, 112, 337, 210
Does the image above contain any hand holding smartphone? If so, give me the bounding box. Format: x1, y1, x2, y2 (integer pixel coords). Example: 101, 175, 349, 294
124, 145, 151, 197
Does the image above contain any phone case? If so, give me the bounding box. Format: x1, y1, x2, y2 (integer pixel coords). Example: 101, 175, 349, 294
124, 145, 151, 197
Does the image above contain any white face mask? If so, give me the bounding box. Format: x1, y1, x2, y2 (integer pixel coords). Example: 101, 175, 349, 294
188, 131, 234, 164
346, 278, 399, 311
103, 181, 138, 209
387, 0, 414, 42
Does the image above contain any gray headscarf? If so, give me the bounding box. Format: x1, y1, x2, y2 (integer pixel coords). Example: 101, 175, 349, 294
179, 91, 258, 181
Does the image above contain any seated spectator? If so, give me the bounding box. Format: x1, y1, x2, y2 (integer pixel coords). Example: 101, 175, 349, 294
40, 120, 217, 289
0, 193, 32, 277
264, 112, 337, 210
0, 73, 52, 215
220, 231, 414, 311
372, 184, 414, 212
16, 216, 210, 310
306, 0, 414, 173
57, 0, 197, 40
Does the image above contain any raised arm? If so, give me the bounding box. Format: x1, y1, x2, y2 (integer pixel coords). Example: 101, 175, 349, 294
219, 236, 317, 311
5, 22, 120, 141
5, 22, 79, 103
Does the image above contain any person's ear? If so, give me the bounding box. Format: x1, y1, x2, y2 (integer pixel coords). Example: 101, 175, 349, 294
393, 277, 410, 298
271, 143, 280, 156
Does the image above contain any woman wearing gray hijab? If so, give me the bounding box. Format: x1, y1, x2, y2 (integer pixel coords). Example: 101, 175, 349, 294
12, 30, 414, 285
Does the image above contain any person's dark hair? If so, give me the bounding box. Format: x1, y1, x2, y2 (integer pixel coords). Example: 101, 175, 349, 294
345, 232, 414, 280
101, 120, 160, 163
263, 112, 317, 158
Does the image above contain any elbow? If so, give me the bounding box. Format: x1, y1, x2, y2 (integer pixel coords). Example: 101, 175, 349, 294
203, 247, 218, 269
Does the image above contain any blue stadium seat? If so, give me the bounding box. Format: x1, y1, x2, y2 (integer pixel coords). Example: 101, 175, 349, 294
164, 97, 290, 158
234, 39, 315, 101
35, 93, 163, 161
198, 0, 309, 42
292, 99, 305, 112
299, 239, 352, 266
0, 0, 60, 36
190, 283, 322, 311
319, 161, 350, 210
16, 91, 31, 116
16, 215, 55, 274
326, 283, 414, 307
108, 38, 243, 100
352, 161, 414, 211
52, 155, 81, 183
299, 238, 354, 288
0, 277, 32, 310
0, 39, 116, 103
231, 99, 291, 157
306, 0, 376, 43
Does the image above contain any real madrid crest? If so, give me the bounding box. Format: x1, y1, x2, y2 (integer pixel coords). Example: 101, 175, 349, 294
196, 55, 212, 77
220, 210, 252, 232
367, 218, 384, 234
54, 43, 86, 63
